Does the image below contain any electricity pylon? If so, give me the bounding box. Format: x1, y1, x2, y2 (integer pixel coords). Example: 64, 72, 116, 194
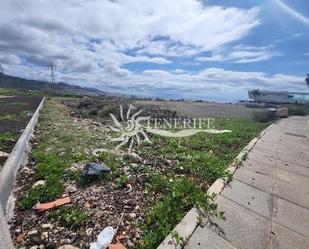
48, 62, 56, 83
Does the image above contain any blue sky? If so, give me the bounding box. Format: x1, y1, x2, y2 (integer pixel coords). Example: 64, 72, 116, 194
0, 0, 308, 101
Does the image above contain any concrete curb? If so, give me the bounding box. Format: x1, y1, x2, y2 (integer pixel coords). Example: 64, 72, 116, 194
156, 120, 279, 249
0, 97, 44, 249
0, 97, 44, 210
0, 205, 14, 249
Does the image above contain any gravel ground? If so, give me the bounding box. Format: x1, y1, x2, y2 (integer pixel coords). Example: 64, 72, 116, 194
9, 102, 156, 249
134, 100, 258, 119
10, 158, 150, 249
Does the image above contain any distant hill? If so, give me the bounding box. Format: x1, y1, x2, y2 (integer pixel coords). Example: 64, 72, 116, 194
0, 73, 106, 96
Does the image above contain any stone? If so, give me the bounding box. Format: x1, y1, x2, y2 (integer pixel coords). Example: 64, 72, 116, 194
28, 230, 39, 236
16, 233, 26, 243
126, 240, 134, 248
0, 150, 9, 162
67, 166, 79, 173
66, 185, 77, 194
94, 211, 105, 219
137, 173, 149, 184
92, 148, 108, 155
32, 180, 46, 189
123, 166, 130, 176
57, 245, 79, 249
67, 163, 84, 172
41, 231, 49, 241
86, 228, 93, 236
135, 231, 141, 239
129, 212, 137, 219
41, 223, 53, 230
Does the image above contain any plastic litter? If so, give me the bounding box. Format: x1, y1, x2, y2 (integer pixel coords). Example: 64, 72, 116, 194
81, 163, 111, 180
89, 226, 115, 249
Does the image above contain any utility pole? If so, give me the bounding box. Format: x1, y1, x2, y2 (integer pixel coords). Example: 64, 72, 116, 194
48, 62, 56, 83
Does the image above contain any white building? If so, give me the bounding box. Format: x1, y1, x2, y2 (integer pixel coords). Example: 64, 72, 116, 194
248, 90, 309, 104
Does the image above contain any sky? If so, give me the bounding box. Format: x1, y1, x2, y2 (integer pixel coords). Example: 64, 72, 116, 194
0, 0, 308, 102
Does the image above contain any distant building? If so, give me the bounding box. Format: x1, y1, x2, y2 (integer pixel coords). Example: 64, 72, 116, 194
248, 90, 309, 104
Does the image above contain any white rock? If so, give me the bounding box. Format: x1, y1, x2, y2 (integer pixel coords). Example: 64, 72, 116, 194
123, 166, 130, 176
129, 212, 137, 219
32, 180, 46, 189
92, 148, 108, 155
86, 227, 93, 236
0, 151, 9, 161
66, 185, 77, 194
28, 230, 38, 236
41, 223, 53, 230
41, 231, 49, 240
57, 245, 79, 249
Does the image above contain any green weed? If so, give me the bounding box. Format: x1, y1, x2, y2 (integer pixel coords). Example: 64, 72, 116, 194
20, 177, 64, 209
139, 177, 222, 249
49, 207, 89, 228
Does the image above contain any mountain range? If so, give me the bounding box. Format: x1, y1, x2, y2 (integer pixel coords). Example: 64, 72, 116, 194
0, 73, 106, 96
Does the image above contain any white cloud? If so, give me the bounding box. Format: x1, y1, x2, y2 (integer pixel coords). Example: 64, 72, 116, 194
1, 0, 305, 101
197, 45, 281, 63
136, 40, 200, 57
227, 45, 282, 63
0, 0, 260, 66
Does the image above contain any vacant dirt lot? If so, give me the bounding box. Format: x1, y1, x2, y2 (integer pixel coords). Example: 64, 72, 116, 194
10, 97, 268, 249
135, 100, 258, 119
0, 96, 42, 165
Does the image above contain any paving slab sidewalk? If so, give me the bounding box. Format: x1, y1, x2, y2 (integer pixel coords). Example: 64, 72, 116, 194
185, 116, 309, 249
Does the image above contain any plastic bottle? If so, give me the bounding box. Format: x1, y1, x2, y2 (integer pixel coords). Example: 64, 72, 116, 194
90, 226, 115, 249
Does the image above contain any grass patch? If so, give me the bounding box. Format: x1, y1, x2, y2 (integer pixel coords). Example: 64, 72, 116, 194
137, 118, 268, 248
20, 151, 68, 209
20, 177, 64, 209
49, 207, 89, 229
0, 132, 15, 151
0, 132, 14, 143
288, 104, 309, 116
0, 111, 32, 121
0, 87, 41, 96
20, 99, 112, 209
139, 176, 222, 249
0, 114, 18, 121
